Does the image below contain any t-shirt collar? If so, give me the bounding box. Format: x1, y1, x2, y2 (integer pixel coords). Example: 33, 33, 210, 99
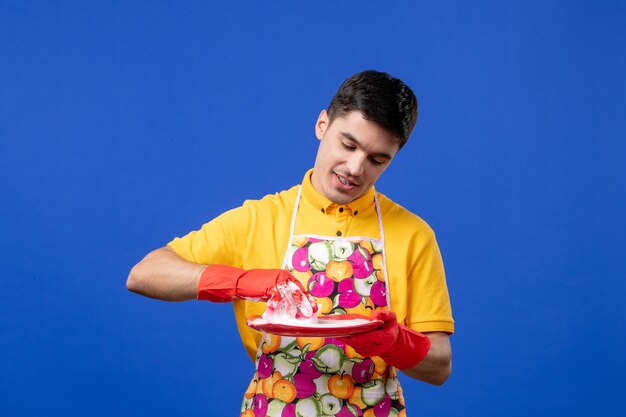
301, 168, 376, 214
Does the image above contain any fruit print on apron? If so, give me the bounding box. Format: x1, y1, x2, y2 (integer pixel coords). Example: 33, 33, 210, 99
241, 187, 406, 417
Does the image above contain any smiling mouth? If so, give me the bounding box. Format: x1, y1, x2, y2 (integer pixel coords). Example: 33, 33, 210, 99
336, 173, 358, 187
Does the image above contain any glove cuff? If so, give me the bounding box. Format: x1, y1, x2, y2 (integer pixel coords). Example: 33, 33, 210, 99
382, 325, 432, 370
197, 264, 244, 302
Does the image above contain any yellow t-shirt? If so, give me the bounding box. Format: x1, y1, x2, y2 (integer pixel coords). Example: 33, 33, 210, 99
168, 169, 454, 361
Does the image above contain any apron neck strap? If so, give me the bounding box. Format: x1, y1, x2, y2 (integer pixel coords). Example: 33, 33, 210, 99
374, 192, 385, 244
287, 185, 303, 240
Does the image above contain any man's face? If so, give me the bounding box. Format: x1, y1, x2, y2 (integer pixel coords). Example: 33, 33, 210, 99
311, 110, 400, 205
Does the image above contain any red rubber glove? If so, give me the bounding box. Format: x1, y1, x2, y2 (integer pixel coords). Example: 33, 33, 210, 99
197, 264, 315, 306
338, 310, 431, 370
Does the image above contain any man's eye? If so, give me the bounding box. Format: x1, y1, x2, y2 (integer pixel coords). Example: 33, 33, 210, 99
342, 142, 356, 150
369, 157, 385, 166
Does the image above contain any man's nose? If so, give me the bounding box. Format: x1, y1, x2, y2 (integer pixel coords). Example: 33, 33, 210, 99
346, 153, 366, 177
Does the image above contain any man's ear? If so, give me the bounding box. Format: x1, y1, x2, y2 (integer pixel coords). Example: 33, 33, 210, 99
315, 109, 329, 140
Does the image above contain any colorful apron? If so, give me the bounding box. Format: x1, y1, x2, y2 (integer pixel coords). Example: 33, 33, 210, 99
240, 187, 406, 417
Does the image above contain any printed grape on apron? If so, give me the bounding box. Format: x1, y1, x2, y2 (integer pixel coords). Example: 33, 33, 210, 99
240, 187, 406, 417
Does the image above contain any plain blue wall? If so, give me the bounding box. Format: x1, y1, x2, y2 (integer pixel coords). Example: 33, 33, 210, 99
1, 1, 624, 416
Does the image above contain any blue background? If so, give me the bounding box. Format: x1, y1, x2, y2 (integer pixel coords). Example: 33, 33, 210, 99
1, 1, 625, 416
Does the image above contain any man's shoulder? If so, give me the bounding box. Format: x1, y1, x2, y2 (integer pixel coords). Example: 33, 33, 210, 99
210, 183, 300, 234
377, 192, 435, 237
239, 183, 300, 213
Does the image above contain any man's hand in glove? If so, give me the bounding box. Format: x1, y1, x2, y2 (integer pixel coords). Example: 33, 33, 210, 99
197, 264, 317, 317
338, 310, 431, 370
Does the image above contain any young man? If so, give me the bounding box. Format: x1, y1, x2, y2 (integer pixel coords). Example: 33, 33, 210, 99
127, 70, 454, 416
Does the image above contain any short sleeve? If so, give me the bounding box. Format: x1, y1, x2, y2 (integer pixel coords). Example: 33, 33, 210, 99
167, 205, 251, 267
405, 229, 454, 334
379, 194, 454, 335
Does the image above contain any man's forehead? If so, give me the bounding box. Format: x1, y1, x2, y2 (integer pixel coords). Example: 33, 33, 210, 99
330, 110, 401, 142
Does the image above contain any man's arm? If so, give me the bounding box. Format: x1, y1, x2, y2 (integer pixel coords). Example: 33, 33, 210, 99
126, 246, 317, 311
126, 246, 204, 301
400, 332, 452, 385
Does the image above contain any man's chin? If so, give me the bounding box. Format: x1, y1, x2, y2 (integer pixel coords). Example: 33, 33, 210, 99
328, 188, 361, 205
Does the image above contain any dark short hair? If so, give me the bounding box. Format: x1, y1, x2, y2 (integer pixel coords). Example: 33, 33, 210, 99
327, 70, 418, 149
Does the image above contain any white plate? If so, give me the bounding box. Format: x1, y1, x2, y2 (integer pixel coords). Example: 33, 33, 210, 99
246, 314, 383, 337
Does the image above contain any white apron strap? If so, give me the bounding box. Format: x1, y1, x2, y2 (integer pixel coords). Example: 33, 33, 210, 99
280, 185, 303, 269
374, 192, 391, 308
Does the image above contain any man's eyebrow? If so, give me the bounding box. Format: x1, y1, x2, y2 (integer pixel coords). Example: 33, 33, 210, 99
341, 131, 393, 160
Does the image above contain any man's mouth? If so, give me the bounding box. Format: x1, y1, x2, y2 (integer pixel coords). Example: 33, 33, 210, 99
336, 173, 358, 187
